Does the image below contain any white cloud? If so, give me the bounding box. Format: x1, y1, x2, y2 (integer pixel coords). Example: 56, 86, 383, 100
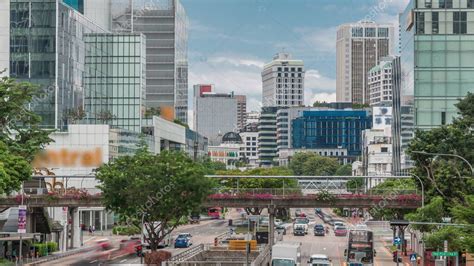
295, 26, 338, 53
305, 92, 337, 106
207, 57, 265, 69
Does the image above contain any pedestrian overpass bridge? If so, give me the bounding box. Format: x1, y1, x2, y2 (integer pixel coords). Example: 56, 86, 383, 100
1, 174, 421, 209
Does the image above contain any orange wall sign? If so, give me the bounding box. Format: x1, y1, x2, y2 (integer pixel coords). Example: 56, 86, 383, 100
33, 148, 104, 168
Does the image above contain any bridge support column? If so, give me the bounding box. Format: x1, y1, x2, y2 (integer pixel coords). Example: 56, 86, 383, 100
268, 206, 275, 249
70, 207, 81, 249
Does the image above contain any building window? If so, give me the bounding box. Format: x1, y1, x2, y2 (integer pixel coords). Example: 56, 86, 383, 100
439, 0, 452, 8
416, 12, 425, 34
352, 27, 363, 37
425, 0, 432, 8
378, 28, 389, 37
469, 0, 474, 8
365, 28, 376, 37
381, 147, 388, 153
432, 12, 439, 34
441, 111, 446, 125
453, 12, 467, 34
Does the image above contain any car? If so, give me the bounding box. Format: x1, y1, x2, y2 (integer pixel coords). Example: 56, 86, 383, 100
334, 225, 348, 236
293, 225, 305, 236
314, 208, 322, 214
260, 216, 269, 227
294, 208, 306, 217
189, 214, 200, 224
276, 224, 287, 235
294, 217, 309, 224
355, 223, 368, 229
313, 224, 325, 236
274, 219, 283, 226
333, 221, 345, 229
174, 234, 192, 248
308, 254, 332, 265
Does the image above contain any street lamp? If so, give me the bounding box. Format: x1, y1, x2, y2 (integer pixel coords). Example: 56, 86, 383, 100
411, 151, 474, 176
411, 173, 425, 209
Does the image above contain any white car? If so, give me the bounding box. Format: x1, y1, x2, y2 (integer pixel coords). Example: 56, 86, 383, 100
333, 221, 345, 229
308, 254, 332, 266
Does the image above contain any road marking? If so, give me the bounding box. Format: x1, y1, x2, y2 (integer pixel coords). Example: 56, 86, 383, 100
89, 259, 97, 263
120, 259, 127, 263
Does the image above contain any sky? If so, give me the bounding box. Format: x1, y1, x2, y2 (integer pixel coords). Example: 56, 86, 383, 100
182, 0, 410, 116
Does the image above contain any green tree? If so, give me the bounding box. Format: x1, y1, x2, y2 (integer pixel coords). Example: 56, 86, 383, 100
335, 164, 352, 176
312, 101, 330, 108
216, 167, 297, 217
201, 157, 227, 174
95, 149, 214, 251
289, 152, 340, 176
0, 77, 52, 193
367, 179, 416, 220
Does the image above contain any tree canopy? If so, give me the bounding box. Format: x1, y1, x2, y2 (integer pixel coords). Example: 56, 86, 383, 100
406, 92, 474, 251
0, 77, 52, 194
95, 149, 214, 250
289, 151, 347, 176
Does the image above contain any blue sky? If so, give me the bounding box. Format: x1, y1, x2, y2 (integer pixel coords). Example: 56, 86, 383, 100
182, 0, 409, 112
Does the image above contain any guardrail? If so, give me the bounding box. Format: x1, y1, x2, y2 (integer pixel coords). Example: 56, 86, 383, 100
167, 244, 206, 262
251, 245, 270, 266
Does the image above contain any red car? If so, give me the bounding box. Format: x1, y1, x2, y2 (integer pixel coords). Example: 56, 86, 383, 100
334, 226, 348, 236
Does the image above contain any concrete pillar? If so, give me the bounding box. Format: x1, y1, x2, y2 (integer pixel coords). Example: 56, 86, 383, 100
104, 211, 108, 231
89, 210, 93, 229
268, 206, 275, 249
71, 207, 81, 248
100, 210, 104, 231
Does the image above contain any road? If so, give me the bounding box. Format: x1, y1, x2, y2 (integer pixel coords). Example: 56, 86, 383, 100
282, 208, 400, 266
40, 209, 399, 265
40, 218, 229, 265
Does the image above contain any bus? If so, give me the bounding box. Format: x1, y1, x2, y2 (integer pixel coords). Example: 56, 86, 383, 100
344, 229, 376, 266
208, 207, 222, 219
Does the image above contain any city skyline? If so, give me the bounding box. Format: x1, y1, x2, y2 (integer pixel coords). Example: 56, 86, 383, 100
183, 0, 410, 113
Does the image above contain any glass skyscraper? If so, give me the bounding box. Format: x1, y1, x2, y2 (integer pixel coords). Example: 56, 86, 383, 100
10, 0, 107, 129
111, 0, 189, 124
84, 33, 146, 133
400, 0, 474, 129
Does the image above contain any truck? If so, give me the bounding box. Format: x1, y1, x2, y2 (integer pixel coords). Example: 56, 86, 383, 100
271, 242, 301, 266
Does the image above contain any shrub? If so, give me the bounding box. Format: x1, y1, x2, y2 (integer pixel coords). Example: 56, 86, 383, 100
32, 242, 57, 257
144, 250, 172, 264
112, 225, 141, 235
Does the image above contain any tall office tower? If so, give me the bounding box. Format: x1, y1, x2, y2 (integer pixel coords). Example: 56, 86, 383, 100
258, 107, 278, 167
336, 21, 395, 104
193, 84, 238, 146
111, 0, 189, 123
235, 95, 247, 130
400, 0, 474, 130
261, 53, 305, 107
368, 56, 395, 106
392, 56, 414, 175
8, 0, 107, 129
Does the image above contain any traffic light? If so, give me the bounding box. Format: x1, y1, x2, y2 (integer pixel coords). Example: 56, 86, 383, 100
393, 251, 398, 262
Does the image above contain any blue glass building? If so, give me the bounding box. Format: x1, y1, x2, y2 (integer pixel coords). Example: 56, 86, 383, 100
292, 110, 372, 157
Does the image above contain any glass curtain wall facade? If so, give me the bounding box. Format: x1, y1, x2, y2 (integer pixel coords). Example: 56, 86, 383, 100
111, 0, 189, 123
84, 33, 146, 133
292, 110, 372, 158
401, 0, 474, 129
10, 0, 108, 130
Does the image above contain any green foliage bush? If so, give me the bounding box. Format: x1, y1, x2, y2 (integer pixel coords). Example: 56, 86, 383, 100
32, 242, 58, 257
112, 225, 141, 235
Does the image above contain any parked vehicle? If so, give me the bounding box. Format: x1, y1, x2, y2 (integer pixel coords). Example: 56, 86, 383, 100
308, 254, 332, 266
189, 214, 200, 224
174, 233, 192, 248
334, 225, 348, 236
314, 208, 322, 214
313, 224, 325, 236
294, 209, 306, 217
271, 242, 301, 266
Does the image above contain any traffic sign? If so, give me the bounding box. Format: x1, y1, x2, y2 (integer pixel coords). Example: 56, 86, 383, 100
393, 236, 401, 245
410, 253, 417, 262
432, 251, 458, 257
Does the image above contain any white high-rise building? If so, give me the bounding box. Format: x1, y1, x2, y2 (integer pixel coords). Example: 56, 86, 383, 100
336, 21, 395, 104
261, 53, 305, 107
368, 56, 395, 106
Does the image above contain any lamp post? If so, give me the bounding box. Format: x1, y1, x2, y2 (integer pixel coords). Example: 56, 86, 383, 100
411, 151, 474, 176
411, 173, 425, 266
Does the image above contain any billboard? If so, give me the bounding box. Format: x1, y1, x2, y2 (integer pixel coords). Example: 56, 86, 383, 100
372, 107, 392, 130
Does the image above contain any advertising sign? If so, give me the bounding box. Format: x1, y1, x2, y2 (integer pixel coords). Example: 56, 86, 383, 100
17, 205, 27, 234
